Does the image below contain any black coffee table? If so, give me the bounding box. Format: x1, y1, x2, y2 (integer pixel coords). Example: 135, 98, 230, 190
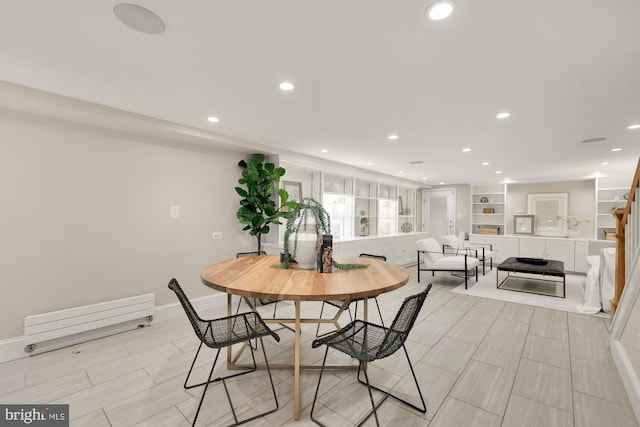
496, 257, 566, 298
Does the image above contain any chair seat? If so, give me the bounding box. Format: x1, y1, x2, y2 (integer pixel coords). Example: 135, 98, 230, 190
203, 312, 279, 349
431, 255, 479, 270
313, 320, 386, 362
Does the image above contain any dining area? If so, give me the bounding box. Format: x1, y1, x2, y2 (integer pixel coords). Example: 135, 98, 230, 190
169, 252, 430, 426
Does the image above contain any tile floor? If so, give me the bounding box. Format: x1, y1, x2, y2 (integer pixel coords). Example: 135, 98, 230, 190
0, 269, 638, 426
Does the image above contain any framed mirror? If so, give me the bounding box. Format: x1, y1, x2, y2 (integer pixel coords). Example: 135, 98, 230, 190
527, 192, 568, 237
513, 214, 535, 235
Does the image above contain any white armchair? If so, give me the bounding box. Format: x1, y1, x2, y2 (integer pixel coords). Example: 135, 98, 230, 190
441, 233, 493, 275
417, 238, 480, 289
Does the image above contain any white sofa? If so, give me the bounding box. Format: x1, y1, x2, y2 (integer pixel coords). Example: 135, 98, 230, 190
579, 240, 616, 314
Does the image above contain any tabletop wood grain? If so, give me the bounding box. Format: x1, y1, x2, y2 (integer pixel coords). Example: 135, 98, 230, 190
201, 254, 409, 301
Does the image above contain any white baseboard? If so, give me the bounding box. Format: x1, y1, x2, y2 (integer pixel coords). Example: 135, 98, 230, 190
0, 293, 226, 364
611, 340, 640, 424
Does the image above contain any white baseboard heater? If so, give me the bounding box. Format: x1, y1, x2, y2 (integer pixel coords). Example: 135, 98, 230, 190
24, 293, 155, 353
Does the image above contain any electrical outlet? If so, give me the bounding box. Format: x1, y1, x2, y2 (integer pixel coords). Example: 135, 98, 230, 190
212, 232, 222, 240
170, 206, 180, 218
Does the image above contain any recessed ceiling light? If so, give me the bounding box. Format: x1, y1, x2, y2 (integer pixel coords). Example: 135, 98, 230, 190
422, 177, 428, 180
320, 149, 328, 153
496, 112, 510, 119
462, 148, 471, 152
439, 182, 445, 185
426, 0, 454, 20
495, 171, 502, 174
367, 162, 374, 165
398, 171, 404, 175
610, 147, 623, 152
627, 124, 640, 130
207, 116, 219, 123
482, 162, 490, 166
113, 3, 166, 34
600, 162, 609, 166
388, 134, 398, 140
279, 82, 294, 91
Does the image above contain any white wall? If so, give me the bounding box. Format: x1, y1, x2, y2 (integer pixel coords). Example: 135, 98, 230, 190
0, 112, 255, 339
506, 180, 596, 238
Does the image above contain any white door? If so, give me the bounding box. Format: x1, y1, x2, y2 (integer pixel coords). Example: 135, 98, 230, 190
422, 189, 455, 242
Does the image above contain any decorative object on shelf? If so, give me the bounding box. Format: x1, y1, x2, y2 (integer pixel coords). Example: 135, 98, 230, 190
235, 154, 292, 252
483, 207, 495, 213
360, 209, 366, 216
281, 197, 331, 269
480, 196, 489, 203
282, 180, 302, 203
478, 226, 500, 235
556, 215, 591, 238
623, 192, 629, 200
360, 217, 369, 235
527, 192, 568, 237
398, 195, 404, 215
513, 214, 535, 236
317, 234, 332, 273
401, 222, 413, 233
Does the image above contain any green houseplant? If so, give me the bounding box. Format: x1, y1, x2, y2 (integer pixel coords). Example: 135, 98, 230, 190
235, 154, 293, 252
276, 197, 369, 271
281, 197, 331, 268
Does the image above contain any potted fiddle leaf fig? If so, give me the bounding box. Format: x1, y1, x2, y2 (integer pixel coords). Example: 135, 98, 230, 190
235, 154, 294, 252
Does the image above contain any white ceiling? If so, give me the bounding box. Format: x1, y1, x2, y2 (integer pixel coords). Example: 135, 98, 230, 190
2, 0, 640, 185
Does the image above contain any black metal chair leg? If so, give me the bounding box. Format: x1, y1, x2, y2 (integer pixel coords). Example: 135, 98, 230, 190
191, 347, 222, 426
355, 345, 426, 414
310, 347, 330, 426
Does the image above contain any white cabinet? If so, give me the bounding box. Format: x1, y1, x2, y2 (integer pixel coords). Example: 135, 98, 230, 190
519, 237, 576, 272
470, 234, 585, 272
574, 241, 588, 273
266, 232, 429, 267
469, 235, 518, 263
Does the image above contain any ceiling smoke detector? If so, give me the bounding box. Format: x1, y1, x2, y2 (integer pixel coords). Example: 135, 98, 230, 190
113, 3, 166, 34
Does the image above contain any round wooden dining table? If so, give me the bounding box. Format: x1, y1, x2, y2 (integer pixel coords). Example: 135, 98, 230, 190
201, 254, 409, 421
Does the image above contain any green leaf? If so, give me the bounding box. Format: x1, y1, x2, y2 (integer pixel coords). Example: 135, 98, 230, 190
278, 188, 289, 204
235, 187, 248, 197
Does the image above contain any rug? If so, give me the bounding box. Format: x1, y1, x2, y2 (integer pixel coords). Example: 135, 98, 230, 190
451, 269, 608, 317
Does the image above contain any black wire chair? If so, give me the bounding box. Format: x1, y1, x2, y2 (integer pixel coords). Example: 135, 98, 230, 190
315, 253, 387, 337
168, 279, 280, 426
310, 284, 432, 427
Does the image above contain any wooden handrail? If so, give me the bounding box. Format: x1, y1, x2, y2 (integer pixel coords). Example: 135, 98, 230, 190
611, 156, 640, 316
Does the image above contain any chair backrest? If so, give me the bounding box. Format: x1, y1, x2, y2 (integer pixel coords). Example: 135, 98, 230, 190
441, 235, 462, 249
236, 251, 266, 258
359, 253, 387, 261
458, 231, 466, 244
416, 238, 443, 266
167, 279, 210, 344
377, 284, 432, 359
